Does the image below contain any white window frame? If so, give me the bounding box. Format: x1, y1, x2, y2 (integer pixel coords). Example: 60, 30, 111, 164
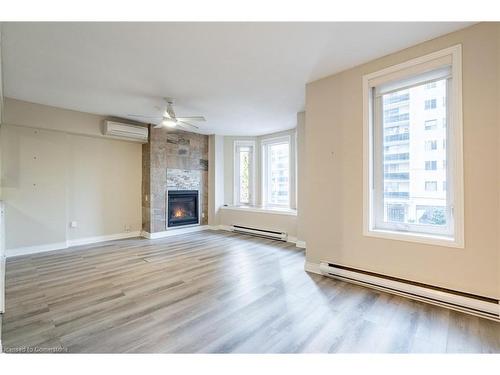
362, 45, 464, 248
233, 140, 255, 206
261, 135, 292, 208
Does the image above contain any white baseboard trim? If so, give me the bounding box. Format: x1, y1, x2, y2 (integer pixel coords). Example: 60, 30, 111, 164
287, 236, 306, 248
304, 261, 321, 275
141, 225, 210, 239
67, 231, 141, 247
0, 255, 5, 313
6, 241, 68, 258
6, 231, 142, 258
295, 240, 306, 248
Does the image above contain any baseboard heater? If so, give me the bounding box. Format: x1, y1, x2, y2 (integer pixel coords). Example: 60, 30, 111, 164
231, 225, 287, 241
319, 262, 500, 321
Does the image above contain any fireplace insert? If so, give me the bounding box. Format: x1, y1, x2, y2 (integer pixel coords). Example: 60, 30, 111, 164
167, 190, 199, 227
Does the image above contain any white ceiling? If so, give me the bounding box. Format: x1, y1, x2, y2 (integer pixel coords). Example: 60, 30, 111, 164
2, 22, 472, 135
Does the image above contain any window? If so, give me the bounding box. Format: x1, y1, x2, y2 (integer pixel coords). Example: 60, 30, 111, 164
387, 204, 406, 223
416, 206, 446, 225
234, 141, 255, 205
424, 119, 437, 130
424, 99, 437, 110
425, 140, 437, 151
425, 181, 438, 191
425, 161, 437, 170
262, 136, 291, 207
363, 45, 464, 247
384, 163, 407, 172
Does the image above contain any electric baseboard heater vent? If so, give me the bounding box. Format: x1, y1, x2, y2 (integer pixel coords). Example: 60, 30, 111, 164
319, 262, 500, 321
231, 225, 287, 241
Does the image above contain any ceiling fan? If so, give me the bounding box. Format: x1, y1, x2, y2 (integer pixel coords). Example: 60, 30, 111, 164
127, 98, 206, 130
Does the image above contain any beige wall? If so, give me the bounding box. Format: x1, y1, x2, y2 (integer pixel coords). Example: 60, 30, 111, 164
0, 25, 4, 312
305, 23, 500, 298
67, 135, 141, 240
1, 125, 68, 249
2, 99, 142, 253
208, 134, 225, 226
498, 24, 500, 304
296, 112, 306, 243
5, 98, 106, 137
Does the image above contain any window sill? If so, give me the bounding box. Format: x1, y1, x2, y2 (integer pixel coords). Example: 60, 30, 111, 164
221, 205, 297, 216
364, 228, 463, 248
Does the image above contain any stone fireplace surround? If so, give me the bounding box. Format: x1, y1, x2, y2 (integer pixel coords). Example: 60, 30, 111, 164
142, 125, 209, 234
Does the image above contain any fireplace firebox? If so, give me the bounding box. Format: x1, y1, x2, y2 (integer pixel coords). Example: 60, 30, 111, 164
167, 190, 199, 227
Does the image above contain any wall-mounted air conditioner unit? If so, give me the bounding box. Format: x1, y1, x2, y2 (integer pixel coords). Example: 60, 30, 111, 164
103, 121, 149, 143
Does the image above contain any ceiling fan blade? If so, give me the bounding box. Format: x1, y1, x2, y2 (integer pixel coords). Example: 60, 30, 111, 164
127, 114, 162, 119
177, 120, 199, 130
176, 116, 206, 122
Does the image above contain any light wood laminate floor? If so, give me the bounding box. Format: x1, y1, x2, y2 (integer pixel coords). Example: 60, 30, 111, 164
2, 230, 499, 353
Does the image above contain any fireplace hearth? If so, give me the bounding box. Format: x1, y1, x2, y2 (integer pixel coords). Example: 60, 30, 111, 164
167, 190, 199, 227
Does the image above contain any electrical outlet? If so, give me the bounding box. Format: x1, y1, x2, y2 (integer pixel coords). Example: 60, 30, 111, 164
124, 225, 131, 232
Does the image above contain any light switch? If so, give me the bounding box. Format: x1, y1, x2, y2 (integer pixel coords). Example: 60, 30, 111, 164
70, 221, 78, 228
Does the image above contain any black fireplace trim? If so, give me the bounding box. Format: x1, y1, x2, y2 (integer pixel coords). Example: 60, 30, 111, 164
167, 190, 199, 228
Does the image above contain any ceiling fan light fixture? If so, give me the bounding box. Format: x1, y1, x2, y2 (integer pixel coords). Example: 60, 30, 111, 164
161, 118, 177, 127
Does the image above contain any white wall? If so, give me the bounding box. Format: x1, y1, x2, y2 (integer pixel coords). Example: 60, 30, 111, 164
2, 99, 142, 256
